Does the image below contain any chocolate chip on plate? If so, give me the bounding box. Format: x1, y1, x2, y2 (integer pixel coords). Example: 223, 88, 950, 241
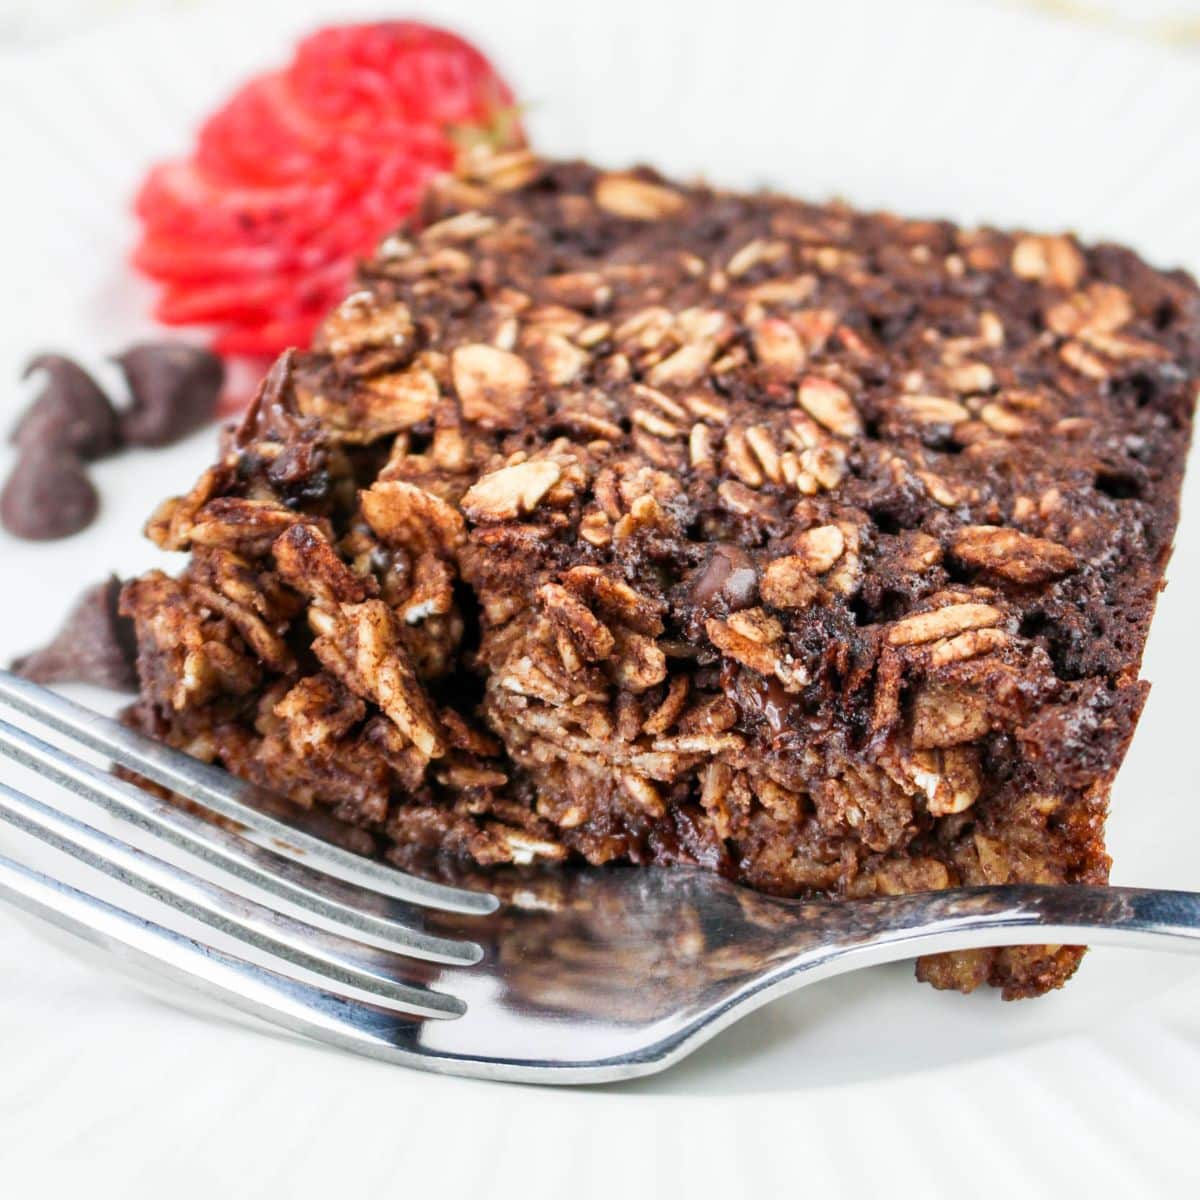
0, 447, 99, 540
11, 575, 139, 691
12, 354, 122, 460
115, 342, 225, 447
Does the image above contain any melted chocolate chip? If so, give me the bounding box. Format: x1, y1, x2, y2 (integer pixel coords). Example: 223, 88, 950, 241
11, 575, 138, 691
235, 350, 305, 447
13, 354, 121, 460
748, 675, 798, 735
1, 449, 98, 539
115, 342, 224, 447
690, 543, 758, 611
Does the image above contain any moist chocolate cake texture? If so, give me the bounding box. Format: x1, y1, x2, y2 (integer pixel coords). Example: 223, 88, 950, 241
121, 150, 1199, 998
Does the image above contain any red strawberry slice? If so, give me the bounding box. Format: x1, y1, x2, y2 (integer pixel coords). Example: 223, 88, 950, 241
132, 22, 522, 371
194, 79, 315, 187
196, 73, 338, 187
196, 72, 458, 192
290, 22, 514, 128
214, 311, 330, 358
154, 259, 350, 324
134, 200, 380, 282
133, 235, 299, 282
136, 161, 345, 243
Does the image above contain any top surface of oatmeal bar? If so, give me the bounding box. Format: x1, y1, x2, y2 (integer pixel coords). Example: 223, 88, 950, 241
126, 150, 1199, 996
307, 149, 1198, 692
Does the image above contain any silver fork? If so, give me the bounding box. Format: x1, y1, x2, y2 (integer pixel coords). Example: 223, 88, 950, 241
0, 668, 1198, 1086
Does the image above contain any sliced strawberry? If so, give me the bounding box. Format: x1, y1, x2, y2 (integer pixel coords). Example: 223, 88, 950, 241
133, 200, 377, 282
195, 72, 334, 186
214, 312, 329, 357
154, 259, 350, 324
133, 235, 298, 282
136, 160, 345, 241
132, 21, 523, 365
290, 23, 515, 129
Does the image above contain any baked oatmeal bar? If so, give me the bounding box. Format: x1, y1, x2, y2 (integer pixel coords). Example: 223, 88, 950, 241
122, 151, 1200, 997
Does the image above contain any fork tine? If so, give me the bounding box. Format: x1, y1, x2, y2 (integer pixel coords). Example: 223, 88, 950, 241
0, 716, 481, 964
0, 781, 464, 1018
0, 853, 446, 1063
0, 670, 496, 916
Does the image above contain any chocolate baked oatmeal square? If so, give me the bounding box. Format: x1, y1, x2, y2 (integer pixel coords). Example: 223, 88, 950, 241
122, 150, 1200, 997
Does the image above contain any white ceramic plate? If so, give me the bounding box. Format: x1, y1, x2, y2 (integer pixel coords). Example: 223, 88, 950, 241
1, 1, 1199, 1194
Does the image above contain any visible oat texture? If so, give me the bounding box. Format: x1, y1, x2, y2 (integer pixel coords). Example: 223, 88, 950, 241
122, 151, 1200, 997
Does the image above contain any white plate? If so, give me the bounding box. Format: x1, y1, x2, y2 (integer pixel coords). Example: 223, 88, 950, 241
1, 1, 1199, 1195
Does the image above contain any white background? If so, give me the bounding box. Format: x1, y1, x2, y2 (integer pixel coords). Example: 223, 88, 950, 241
1, 1, 1199, 1196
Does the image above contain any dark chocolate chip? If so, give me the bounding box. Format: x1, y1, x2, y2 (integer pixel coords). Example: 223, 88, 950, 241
11, 575, 138, 691
0, 448, 98, 540
690, 543, 758, 611
235, 349, 301, 448
12, 354, 122, 460
115, 342, 225, 447
744, 674, 797, 735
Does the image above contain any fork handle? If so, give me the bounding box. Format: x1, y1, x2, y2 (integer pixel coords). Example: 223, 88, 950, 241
766, 884, 1200, 982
